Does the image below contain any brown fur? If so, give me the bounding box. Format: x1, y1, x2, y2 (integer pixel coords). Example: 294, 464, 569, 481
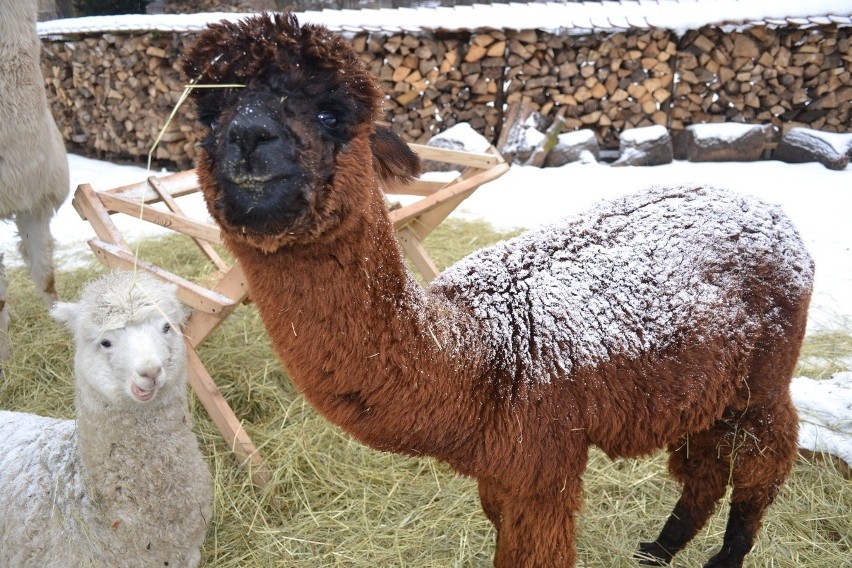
182, 13, 813, 568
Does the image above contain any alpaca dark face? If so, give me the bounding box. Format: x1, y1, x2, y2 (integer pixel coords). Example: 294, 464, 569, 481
182, 12, 417, 248
197, 82, 363, 236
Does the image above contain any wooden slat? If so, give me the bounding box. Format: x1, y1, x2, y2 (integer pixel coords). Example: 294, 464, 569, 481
98, 192, 222, 244
88, 240, 238, 317
397, 227, 440, 282
148, 176, 230, 272
72, 184, 131, 249
107, 169, 201, 204
389, 162, 510, 229
409, 143, 502, 168
185, 347, 271, 487
183, 264, 250, 349
383, 178, 449, 197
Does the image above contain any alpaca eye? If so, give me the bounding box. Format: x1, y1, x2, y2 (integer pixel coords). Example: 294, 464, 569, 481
317, 111, 337, 127
100, 339, 112, 348
162, 322, 171, 334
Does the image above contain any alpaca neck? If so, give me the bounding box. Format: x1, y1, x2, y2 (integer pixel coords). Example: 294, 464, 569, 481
74, 384, 195, 490
230, 186, 487, 464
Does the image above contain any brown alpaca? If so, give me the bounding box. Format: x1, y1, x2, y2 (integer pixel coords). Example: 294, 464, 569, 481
182, 13, 814, 568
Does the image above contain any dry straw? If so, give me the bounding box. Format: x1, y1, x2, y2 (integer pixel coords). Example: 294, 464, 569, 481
1, 220, 849, 567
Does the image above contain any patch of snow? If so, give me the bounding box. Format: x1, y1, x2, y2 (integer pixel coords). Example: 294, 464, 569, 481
687, 122, 765, 142
787, 128, 852, 157
620, 125, 668, 144
578, 150, 597, 164
428, 122, 491, 153
791, 372, 852, 469
686, 122, 764, 142
556, 130, 597, 147
35, 1, 852, 36
523, 127, 546, 148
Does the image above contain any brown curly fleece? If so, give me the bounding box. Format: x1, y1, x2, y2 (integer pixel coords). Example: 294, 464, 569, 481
182, 13, 814, 568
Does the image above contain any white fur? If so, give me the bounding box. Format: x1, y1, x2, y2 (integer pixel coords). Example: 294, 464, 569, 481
0, 271, 213, 568
0, 0, 70, 364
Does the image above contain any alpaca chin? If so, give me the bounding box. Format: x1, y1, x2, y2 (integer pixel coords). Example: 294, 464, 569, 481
215, 173, 311, 235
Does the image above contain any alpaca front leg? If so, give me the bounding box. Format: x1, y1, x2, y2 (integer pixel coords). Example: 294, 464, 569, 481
0, 256, 10, 367
493, 487, 582, 568
15, 209, 58, 304
478, 477, 506, 530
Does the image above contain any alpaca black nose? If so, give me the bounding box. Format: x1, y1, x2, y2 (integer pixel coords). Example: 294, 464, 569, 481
226, 114, 279, 158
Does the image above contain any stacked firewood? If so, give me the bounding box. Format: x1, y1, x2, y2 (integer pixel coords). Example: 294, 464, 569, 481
158, 0, 272, 13
38, 24, 850, 168
671, 27, 850, 132
361, 31, 503, 143
41, 32, 200, 168
501, 29, 677, 149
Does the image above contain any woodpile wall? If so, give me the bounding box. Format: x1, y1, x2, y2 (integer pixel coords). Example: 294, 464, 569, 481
39, 24, 851, 168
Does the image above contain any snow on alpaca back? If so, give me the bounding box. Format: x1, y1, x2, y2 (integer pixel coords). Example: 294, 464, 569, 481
431, 185, 814, 388
55, 271, 189, 409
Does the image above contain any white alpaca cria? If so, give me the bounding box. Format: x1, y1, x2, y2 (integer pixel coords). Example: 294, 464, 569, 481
0, 271, 213, 568
0, 0, 70, 363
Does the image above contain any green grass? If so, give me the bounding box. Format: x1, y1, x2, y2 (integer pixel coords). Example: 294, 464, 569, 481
0, 218, 849, 567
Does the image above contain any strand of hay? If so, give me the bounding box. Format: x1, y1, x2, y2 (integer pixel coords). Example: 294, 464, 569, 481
0, 220, 849, 567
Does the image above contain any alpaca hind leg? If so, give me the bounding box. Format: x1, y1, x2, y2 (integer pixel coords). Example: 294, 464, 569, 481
15, 209, 58, 303
0, 255, 10, 367
703, 397, 798, 568
493, 485, 582, 568
637, 427, 732, 565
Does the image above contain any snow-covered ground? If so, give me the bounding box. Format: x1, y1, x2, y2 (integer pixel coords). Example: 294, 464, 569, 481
1, 152, 848, 471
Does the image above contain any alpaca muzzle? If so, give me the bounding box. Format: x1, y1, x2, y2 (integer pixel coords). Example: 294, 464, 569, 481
219, 101, 296, 186
212, 97, 314, 233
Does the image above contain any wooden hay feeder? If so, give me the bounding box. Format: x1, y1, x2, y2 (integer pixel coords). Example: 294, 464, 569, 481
72, 143, 508, 487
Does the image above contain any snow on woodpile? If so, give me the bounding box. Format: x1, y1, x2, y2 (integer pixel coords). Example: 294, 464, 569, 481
776, 128, 852, 170
613, 124, 673, 166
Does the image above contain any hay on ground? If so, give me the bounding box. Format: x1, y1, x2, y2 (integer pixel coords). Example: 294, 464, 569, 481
0, 219, 849, 567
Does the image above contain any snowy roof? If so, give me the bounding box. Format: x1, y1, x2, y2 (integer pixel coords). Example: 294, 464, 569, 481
37, 0, 852, 37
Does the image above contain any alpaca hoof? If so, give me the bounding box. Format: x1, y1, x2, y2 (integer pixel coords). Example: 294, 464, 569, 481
702, 548, 745, 568
635, 542, 673, 566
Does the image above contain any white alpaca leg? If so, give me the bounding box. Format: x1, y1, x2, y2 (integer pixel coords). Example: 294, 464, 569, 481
0, 255, 10, 366
15, 209, 58, 304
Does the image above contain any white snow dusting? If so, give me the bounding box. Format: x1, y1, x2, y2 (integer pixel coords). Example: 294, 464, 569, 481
786, 128, 852, 157
687, 122, 766, 143
432, 185, 813, 387
620, 125, 669, 144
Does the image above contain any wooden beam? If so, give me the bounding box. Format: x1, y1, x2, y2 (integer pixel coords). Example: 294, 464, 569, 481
397, 227, 440, 282
388, 162, 509, 229
148, 176, 230, 272
409, 144, 502, 168
107, 169, 202, 204
98, 192, 222, 244
72, 184, 130, 249
87, 240, 238, 317
383, 178, 449, 197
185, 346, 271, 487
182, 264, 250, 349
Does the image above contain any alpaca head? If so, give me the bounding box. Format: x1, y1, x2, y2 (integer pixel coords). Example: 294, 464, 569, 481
182, 12, 420, 252
51, 271, 189, 409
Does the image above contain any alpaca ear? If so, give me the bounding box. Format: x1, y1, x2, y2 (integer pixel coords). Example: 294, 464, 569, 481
370, 126, 421, 185
51, 302, 79, 332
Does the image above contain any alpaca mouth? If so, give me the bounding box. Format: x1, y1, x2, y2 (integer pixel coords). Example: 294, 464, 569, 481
223, 172, 283, 189
131, 384, 156, 402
